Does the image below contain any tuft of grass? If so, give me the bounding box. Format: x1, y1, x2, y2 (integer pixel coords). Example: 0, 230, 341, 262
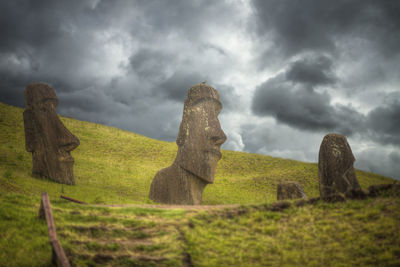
3, 169, 12, 179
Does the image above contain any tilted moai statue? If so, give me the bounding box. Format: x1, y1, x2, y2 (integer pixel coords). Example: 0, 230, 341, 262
318, 133, 361, 197
23, 83, 80, 185
277, 181, 307, 200
149, 83, 227, 204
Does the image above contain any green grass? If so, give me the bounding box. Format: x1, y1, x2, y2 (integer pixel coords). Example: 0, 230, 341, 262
0, 102, 392, 205
1, 191, 399, 266
0, 192, 185, 266
185, 197, 400, 266
0, 101, 398, 266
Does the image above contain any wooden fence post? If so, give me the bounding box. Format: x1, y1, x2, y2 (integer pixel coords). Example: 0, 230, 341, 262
39, 192, 71, 267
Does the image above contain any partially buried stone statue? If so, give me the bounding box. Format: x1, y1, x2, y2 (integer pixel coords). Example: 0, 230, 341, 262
318, 133, 361, 197
277, 181, 307, 200
23, 83, 80, 185
149, 83, 227, 204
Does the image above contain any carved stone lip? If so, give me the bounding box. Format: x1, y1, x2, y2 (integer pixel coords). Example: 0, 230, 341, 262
59, 154, 74, 162
60, 142, 79, 152
206, 148, 222, 158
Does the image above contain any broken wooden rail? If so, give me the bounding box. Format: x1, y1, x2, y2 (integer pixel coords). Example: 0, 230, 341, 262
39, 192, 71, 267
60, 195, 87, 205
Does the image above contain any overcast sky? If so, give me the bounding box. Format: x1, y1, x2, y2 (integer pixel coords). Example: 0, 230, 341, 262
1, 0, 399, 180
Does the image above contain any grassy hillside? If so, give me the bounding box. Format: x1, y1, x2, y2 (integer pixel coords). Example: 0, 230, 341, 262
0, 102, 392, 205
1, 190, 399, 266
1, 101, 398, 266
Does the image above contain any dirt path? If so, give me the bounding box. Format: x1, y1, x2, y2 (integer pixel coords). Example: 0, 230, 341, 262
94, 203, 240, 210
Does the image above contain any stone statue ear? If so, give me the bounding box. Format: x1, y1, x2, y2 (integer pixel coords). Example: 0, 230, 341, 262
23, 110, 36, 152
176, 121, 186, 146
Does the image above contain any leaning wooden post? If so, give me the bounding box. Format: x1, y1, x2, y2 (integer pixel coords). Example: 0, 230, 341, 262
39, 192, 71, 267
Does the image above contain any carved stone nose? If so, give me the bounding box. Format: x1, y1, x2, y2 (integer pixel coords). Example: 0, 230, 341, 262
58, 129, 80, 152
211, 130, 227, 145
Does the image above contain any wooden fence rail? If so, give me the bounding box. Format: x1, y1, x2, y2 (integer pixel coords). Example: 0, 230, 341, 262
60, 195, 87, 205
39, 192, 71, 267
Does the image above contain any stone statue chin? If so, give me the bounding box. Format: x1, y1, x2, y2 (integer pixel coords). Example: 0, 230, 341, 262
149, 83, 227, 205
23, 83, 80, 185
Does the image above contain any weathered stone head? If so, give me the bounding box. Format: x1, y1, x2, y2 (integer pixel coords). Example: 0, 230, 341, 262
277, 181, 307, 201
23, 83, 80, 184
176, 83, 227, 183
149, 83, 226, 204
318, 133, 360, 197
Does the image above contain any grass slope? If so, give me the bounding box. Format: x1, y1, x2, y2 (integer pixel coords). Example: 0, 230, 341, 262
1, 101, 398, 266
1, 192, 399, 266
0, 102, 392, 205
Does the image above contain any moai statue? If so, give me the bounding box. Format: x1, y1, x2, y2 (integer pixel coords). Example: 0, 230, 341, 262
277, 181, 307, 200
149, 83, 227, 204
318, 133, 361, 197
23, 83, 80, 185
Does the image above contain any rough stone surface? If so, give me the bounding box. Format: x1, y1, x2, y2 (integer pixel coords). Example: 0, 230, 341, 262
318, 133, 361, 197
149, 83, 227, 204
321, 193, 346, 203
268, 201, 291, 211
23, 83, 79, 184
277, 181, 307, 200
368, 183, 400, 197
344, 188, 368, 200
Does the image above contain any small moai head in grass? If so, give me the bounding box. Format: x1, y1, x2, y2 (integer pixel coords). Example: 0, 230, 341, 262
175, 82, 227, 183
23, 83, 80, 185
277, 181, 307, 200
318, 133, 360, 197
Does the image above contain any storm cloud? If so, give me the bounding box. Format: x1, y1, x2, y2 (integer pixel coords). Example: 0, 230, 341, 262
252, 54, 365, 136
286, 55, 336, 85
251, 0, 400, 57
367, 93, 400, 146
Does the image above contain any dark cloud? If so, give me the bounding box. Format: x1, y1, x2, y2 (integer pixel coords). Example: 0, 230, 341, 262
367, 93, 400, 145
129, 0, 239, 41
252, 54, 365, 135
252, 67, 400, 150
253, 74, 400, 148
0, 1, 61, 50
251, 0, 400, 57
158, 71, 208, 102
129, 49, 172, 81
286, 55, 336, 85
129, 49, 238, 107
0, 0, 239, 106
0, 0, 112, 109
356, 148, 400, 180
253, 75, 335, 130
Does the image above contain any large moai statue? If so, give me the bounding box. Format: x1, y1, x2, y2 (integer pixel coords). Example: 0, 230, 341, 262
149, 83, 227, 205
23, 83, 80, 185
318, 133, 361, 197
